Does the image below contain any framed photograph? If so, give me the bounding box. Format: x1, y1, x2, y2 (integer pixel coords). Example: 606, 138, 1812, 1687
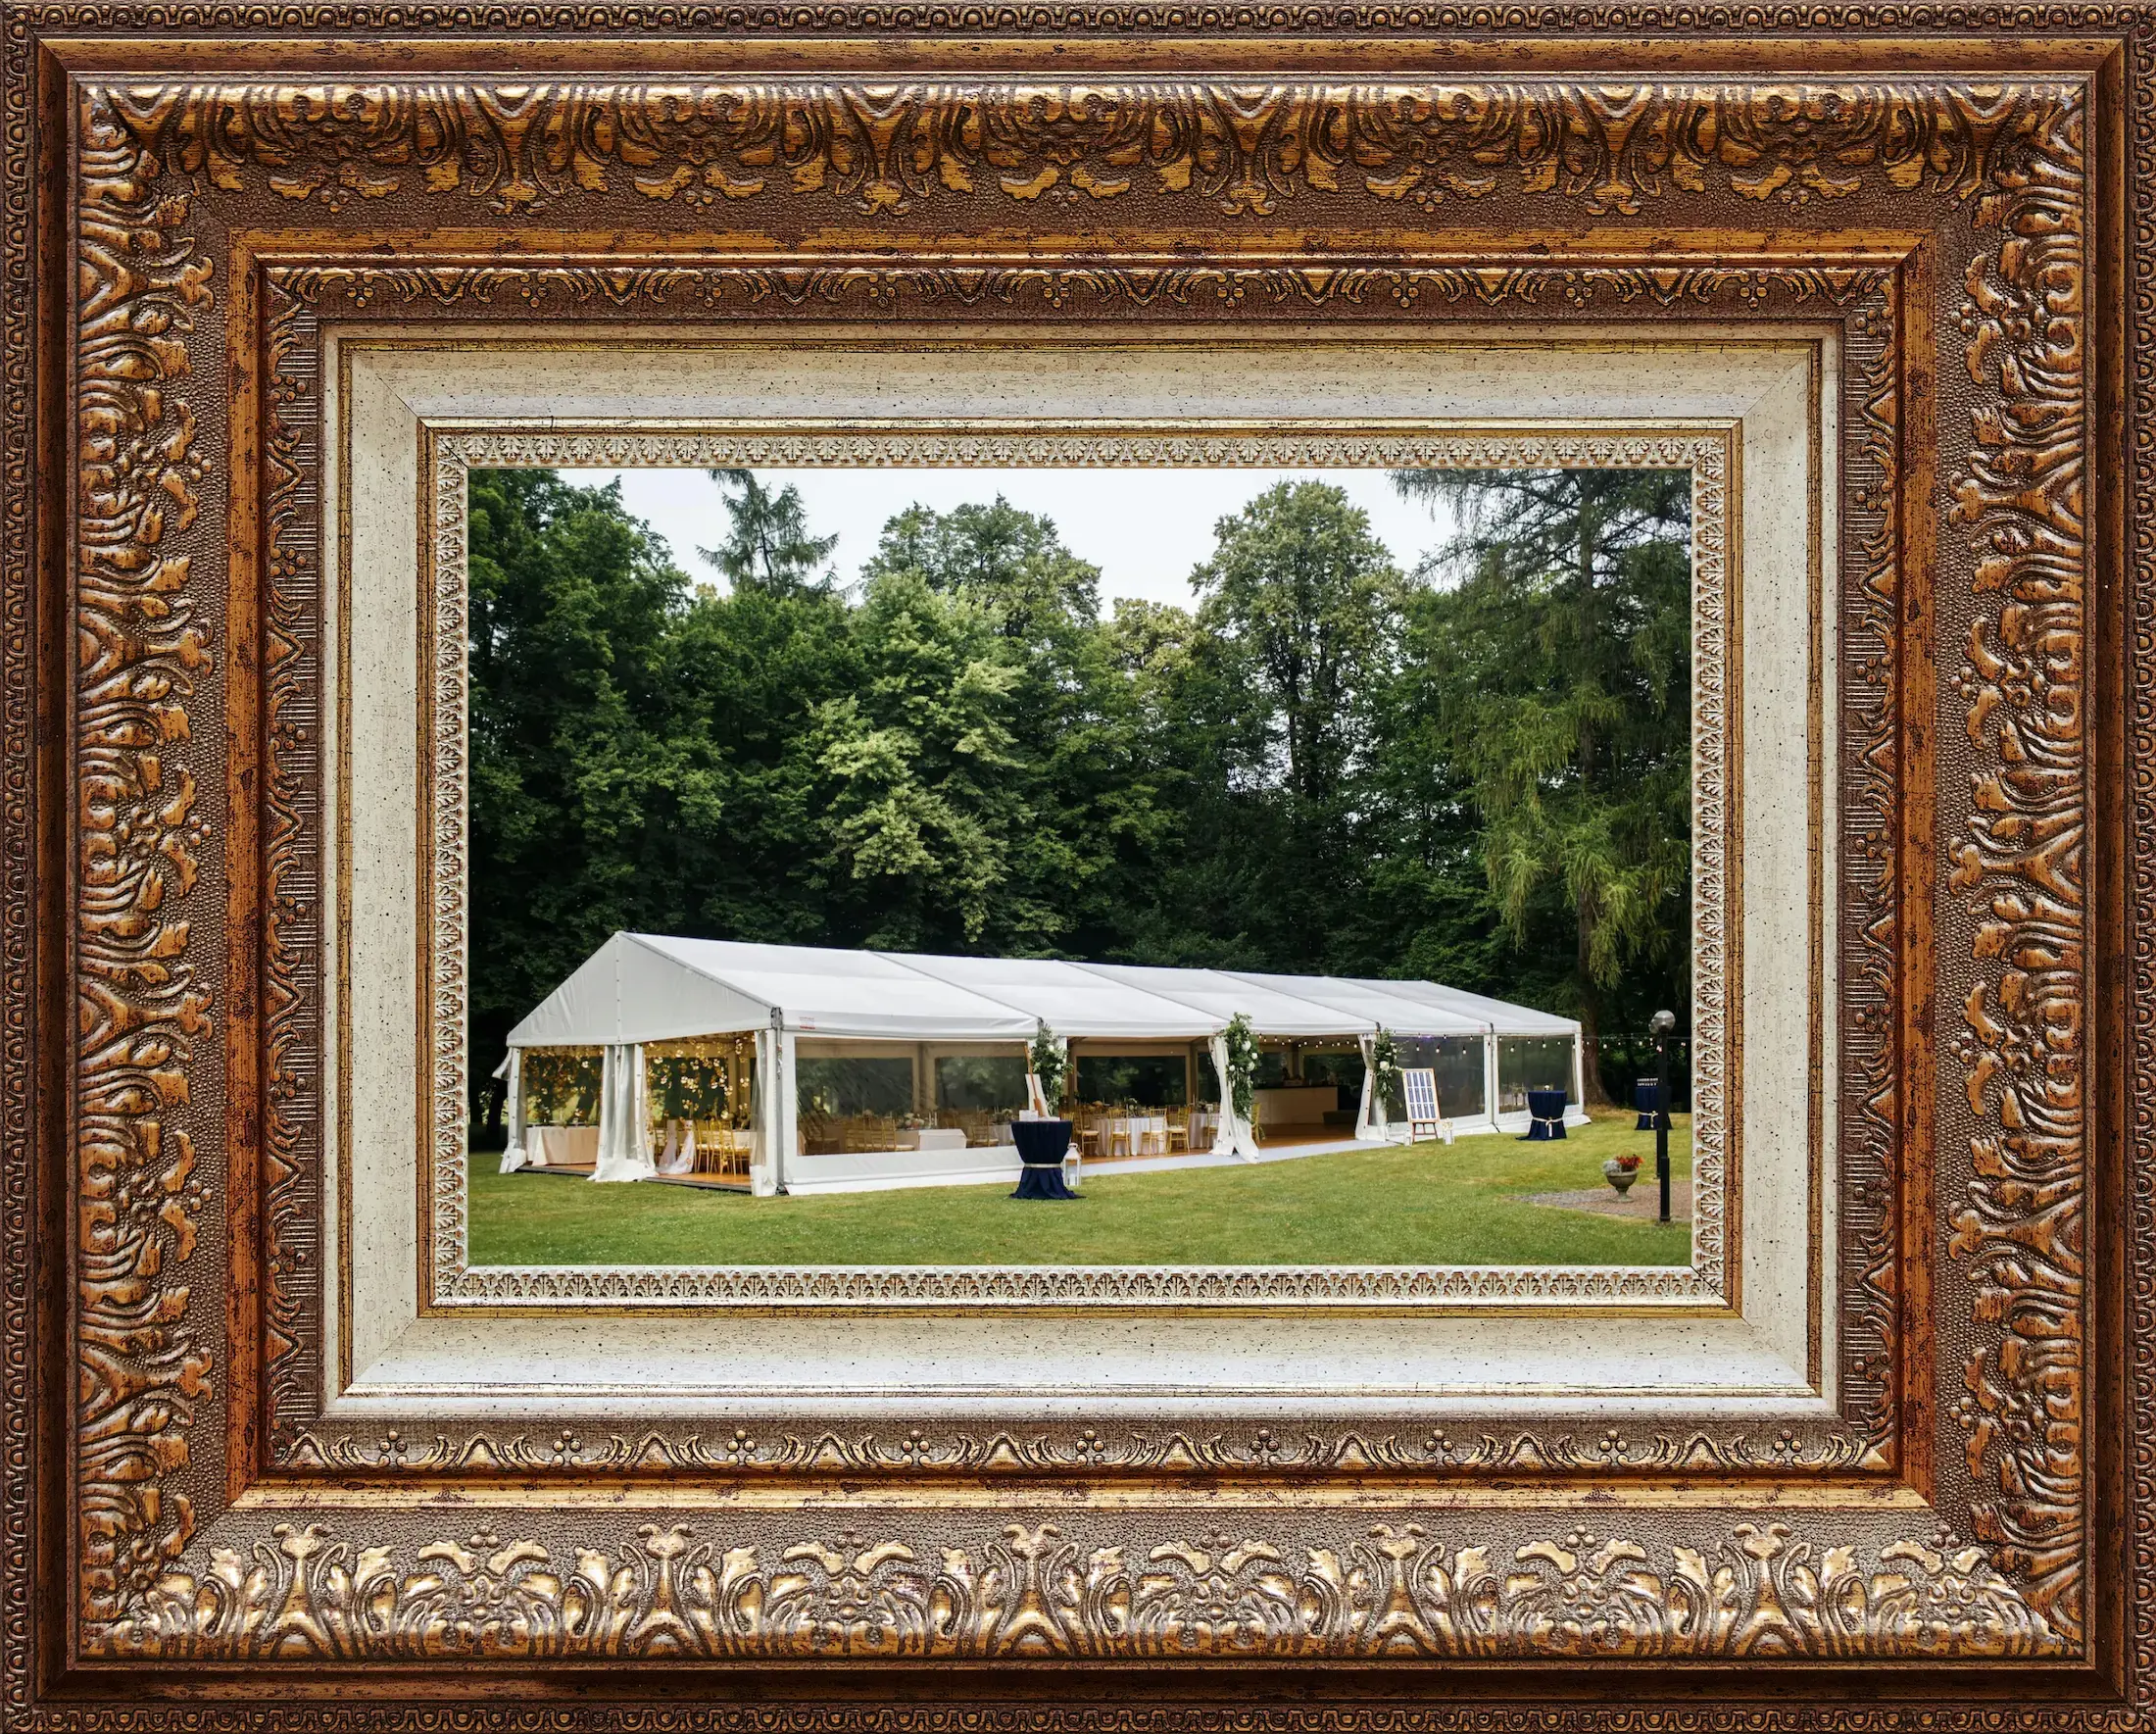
4, 10, 2144, 1727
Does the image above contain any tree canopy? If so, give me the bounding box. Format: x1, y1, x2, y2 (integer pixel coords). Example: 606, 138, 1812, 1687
467, 467, 1693, 1117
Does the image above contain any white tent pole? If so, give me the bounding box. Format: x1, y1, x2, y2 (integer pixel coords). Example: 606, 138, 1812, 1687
780, 1021, 806, 1181
499, 1048, 526, 1174
774, 1010, 797, 1195
1572, 1027, 1587, 1118
750, 1024, 777, 1197
1485, 1031, 1501, 1132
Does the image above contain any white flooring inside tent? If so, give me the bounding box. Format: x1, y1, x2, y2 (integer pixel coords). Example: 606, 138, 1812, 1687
506, 1111, 1580, 1197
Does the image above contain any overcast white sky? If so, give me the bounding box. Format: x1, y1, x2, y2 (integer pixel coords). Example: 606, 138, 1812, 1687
557, 468, 1458, 611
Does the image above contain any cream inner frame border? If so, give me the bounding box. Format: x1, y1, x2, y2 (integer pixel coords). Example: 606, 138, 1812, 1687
321, 326, 1835, 1419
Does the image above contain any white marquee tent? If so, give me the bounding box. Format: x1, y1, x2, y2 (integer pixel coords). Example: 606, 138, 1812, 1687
497, 934, 1587, 1194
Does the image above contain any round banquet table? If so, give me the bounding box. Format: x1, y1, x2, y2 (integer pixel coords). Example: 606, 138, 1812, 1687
1009, 1117, 1078, 1200
1523, 1087, 1570, 1141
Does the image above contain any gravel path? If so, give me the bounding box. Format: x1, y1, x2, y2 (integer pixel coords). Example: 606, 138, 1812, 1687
1523, 1178, 1692, 1225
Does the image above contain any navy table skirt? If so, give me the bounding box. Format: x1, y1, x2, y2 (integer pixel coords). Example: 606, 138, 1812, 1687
1523, 1088, 1569, 1141
1009, 1117, 1078, 1200
1635, 1077, 1661, 1131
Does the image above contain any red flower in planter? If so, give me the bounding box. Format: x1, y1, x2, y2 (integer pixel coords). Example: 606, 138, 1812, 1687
1614, 1153, 1642, 1172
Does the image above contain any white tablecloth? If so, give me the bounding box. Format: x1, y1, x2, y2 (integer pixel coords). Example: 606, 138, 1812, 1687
898, 1127, 969, 1152
529, 1125, 599, 1168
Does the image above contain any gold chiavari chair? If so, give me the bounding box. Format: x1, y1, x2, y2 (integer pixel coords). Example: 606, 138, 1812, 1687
1165, 1106, 1190, 1152
721, 1122, 755, 1178
690, 1121, 744, 1178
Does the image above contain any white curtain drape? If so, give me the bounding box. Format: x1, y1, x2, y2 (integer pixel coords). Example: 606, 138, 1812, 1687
1207, 1033, 1258, 1162
656, 1119, 696, 1176
1355, 1033, 1386, 1143
592, 1042, 658, 1183
497, 1049, 528, 1173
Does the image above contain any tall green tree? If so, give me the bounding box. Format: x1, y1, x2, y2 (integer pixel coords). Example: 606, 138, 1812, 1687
1180, 481, 1404, 968
807, 569, 1039, 952
1390, 467, 1692, 1099
466, 470, 723, 1120
701, 468, 838, 595
860, 499, 1175, 962
656, 581, 861, 945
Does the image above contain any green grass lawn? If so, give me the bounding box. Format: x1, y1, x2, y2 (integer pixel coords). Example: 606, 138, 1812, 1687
466, 1110, 1692, 1267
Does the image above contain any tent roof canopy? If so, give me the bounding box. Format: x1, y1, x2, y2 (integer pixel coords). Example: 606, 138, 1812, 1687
1225, 970, 1490, 1038
891, 952, 1220, 1039
506, 935, 1580, 1050
505, 934, 1040, 1047
1390, 979, 1580, 1036
1075, 963, 1373, 1039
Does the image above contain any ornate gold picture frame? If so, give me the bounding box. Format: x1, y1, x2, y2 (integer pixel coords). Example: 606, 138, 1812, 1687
5, 11, 2143, 1726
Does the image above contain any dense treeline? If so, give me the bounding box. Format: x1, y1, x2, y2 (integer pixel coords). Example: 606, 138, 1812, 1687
466, 467, 1692, 1118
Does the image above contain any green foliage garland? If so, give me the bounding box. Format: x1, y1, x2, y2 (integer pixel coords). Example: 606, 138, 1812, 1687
647, 1054, 736, 1122
1029, 1023, 1069, 1110
1222, 1014, 1260, 1125
521, 1050, 601, 1126
1371, 1026, 1401, 1106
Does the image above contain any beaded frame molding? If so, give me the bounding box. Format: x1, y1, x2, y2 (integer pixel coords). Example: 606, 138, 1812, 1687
2, 10, 2144, 1730
416, 424, 1735, 1312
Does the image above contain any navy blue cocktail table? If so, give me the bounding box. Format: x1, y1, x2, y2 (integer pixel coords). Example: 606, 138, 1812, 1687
1009, 1117, 1078, 1200
1523, 1088, 1569, 1141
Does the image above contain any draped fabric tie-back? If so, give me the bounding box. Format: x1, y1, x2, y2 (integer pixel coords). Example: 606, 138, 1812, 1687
1207, 1033, 1258, 1163
498, 1048, 529, 1173
1355, 1032, 1385, 1143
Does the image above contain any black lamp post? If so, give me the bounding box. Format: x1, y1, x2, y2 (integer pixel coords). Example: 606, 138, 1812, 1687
1650, 1009, 1676, 1224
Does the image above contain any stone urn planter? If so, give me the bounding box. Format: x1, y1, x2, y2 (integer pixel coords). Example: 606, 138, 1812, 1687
1603, 1157, 1642, 1197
